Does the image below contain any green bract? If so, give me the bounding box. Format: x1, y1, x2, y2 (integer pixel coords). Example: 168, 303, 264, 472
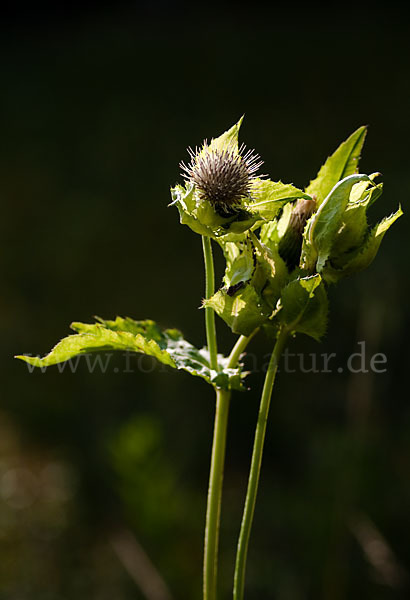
276, 274, 328, 341
203, 234, 288, 336
16, 317, 246, 391
300, 127, 402, 282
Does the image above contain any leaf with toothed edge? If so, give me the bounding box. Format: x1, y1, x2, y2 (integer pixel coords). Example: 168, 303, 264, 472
15, 317, 246, 391
306, 126, 367, 206
301, 174, 372, 273
276, 274, 328, 341
322, 207, 403, 283
208, 116, 244, 153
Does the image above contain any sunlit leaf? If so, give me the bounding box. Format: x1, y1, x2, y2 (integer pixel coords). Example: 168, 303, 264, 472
259, 202, 293, 248
330, 176, 383, 259
246, 179, 311, 220
277, 275, 328, 341
301, 174, 371, 272
208, 116, 243, 153
16, 317, 246, 391
306, 126, 367, 205
204, 285, 270, 337
322, 207, 403, 283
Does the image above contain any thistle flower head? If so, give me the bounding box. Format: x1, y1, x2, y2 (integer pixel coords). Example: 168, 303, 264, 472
180, 142, 263, 217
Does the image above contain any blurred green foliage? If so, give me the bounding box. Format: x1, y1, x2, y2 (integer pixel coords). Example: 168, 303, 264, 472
1, 3, 409, 599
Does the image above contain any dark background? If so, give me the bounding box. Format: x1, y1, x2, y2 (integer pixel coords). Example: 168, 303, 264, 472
1, 2, 409, 599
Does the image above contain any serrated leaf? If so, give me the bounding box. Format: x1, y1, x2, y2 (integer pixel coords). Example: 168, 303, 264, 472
204, 285, 270, 337
277, 275, 328, 341
246, 179, 311, 220
16, 317, 245, 391
302, 174, 371, 272
330, 178, 383, 261
259, 202, 293, 248
349, 173, 382, 207
170, 184, 226, 237
211, 232, 288, 336
306, 126, 367, 205
322, 207, 403, 283
171, 177, 307, 240
208, 116, 243, 153
222, 238, 254, 288
250, 233, 288, 310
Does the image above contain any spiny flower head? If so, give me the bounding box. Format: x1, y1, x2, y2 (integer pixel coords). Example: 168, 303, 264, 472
180, 142, 263, 217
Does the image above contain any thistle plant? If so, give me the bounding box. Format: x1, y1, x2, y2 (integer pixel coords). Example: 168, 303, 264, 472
16, 118, 402, 599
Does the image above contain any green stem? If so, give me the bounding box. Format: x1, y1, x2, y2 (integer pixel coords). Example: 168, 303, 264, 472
204, 387, 231, 600
202, 235, 218, 371
203, 333, 259, 600
227, 329, 259, 370
233, 327, 289, 600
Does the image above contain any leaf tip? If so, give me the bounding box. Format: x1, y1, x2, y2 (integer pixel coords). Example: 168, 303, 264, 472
15, 354, 36, 365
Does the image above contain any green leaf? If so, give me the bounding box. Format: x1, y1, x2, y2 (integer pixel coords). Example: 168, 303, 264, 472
204, 285, 270, 337
259, 201, 293, 247
277, 275, 328, 341
16, 317, 245, 391
349, 172, 383, 207
171, 182, 260, 239
211, 233, 288, 336
208, 116, 243, 153
171, 177, 307, 241
322, 206, 403, 283
222, 238, 254, 288
330, 176, 383, 260
249, 232, 288, 310
306, 126, 367, 205
170, 184, 226, 237
302, 174, 371, 273
246, 179, 311, 220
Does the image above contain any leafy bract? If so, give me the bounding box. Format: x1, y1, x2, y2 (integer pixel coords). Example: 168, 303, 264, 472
245, 179, 312, 220
301, 174, 371, 273
249, 232, 288, 308
322, 207, 403, 283
206, 233, 289, 336
208, 116, 243, 153
170, 183, 229, 238
276, 275, 328, 341
329, 175, 383, 260
16, 317, 245, 391
306, 126, 367, 205
171, 178, 310, 240
259, 202, 293, 248
304, 167, 402, 284
204, 284, 270, 337
222, 238, 254, 288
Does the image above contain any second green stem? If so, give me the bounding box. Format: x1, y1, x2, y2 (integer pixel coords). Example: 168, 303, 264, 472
204, 334, 256, 600
233, 327, 289, 600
